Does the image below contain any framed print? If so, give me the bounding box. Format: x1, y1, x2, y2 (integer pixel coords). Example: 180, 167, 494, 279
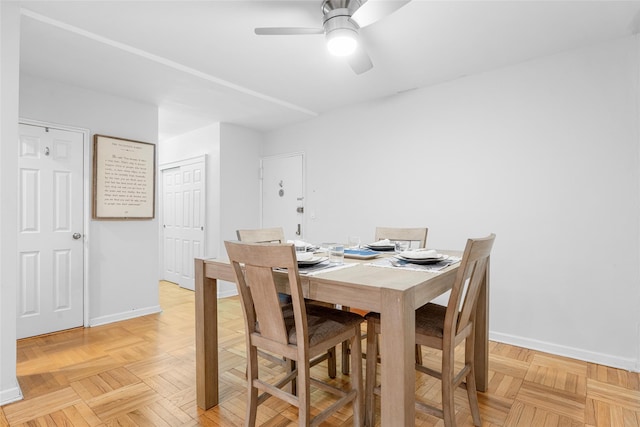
92, 134, 156, 220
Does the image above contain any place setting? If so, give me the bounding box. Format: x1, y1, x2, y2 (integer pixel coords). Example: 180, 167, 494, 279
395, 249, 449, 264
368, 247, 461, 272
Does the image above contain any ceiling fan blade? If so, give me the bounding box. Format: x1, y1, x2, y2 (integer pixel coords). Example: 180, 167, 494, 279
351, 0, 411, 28
347, 45, 373, 75
255, 27, 324, 36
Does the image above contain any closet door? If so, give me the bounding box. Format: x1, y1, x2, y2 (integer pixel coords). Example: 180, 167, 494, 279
161, 157, 205, 290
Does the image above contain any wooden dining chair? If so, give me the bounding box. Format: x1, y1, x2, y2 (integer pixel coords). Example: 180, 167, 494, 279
225, 241, 364, 427
364, 233, 495, 427
236, 227, 337, 379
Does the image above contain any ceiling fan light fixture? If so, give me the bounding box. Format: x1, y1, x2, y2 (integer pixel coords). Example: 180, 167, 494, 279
323, 11, 359, 57
326, 28, 358, 56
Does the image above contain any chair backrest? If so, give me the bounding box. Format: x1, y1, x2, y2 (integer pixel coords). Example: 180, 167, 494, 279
224, 241, 308, 355
374, 227, 428, 249
446, 234, 496, 340
236, 227, 286, 243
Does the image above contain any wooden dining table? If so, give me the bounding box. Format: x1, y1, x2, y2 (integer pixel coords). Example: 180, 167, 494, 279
194, 250, 489, 426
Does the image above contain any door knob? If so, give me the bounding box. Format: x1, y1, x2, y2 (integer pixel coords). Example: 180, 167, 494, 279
72, 233, 82, 240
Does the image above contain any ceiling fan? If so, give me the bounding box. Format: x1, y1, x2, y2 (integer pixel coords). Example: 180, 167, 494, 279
255, 0, 410, 75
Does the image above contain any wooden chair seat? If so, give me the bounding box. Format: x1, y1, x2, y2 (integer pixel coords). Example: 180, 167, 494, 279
365, 303, 453, 340
364, 234, 495, 427
261, 303, 363, 347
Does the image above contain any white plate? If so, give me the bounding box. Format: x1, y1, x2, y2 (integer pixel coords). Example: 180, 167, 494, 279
296, 252, 314, 261
298, 256, 328, 266
397, 254, 448, 264
399, 250, 440, 260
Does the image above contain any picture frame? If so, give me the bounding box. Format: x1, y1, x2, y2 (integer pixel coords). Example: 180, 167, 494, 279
92, 134, 156, 220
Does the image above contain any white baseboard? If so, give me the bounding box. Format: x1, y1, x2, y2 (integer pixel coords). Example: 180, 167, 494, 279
89, 305, 162, 327
0, 380, 23, 406
490, 331, 639, 373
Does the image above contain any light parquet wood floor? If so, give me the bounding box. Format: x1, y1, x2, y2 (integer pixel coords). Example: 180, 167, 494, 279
1, 281, 639, 426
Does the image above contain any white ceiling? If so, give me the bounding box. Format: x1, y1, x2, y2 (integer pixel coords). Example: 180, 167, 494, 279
17, 0, 640, 141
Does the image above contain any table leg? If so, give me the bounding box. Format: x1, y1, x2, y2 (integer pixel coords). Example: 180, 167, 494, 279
195, 258, 218, 409
380, 288, 415, 426
474, 257, 490, 391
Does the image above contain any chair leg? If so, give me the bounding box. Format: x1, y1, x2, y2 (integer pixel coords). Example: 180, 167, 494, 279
341, 306, 352, 375
342, 340, 350, 374
364, 323, 378, 427
328, 346, 337, 378
288, 359, 297, 396
465, 335, 482, 426
341, 326, 368, 376
415, 344, 423, 365
246, 346, 259, 427
350, 326, 364, 427
441, 347, 457, 427
297, 355, 311, 427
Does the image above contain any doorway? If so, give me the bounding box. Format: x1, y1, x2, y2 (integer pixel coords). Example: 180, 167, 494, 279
16, 122, 87, 339
160, 156, 206, 291
261, 153, 304, 240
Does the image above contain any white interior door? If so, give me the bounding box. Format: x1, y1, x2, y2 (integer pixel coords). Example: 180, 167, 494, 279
161, 157, 205, 291
17, 124, 84, 339
162, 167, 181, 285
261, 154, 304, 240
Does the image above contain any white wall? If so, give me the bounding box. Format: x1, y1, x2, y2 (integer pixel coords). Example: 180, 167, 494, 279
159, 122, 262, 297
0, 1, 23, 406
219, 123, 263, 248
263, 36, 640, 370
159, 123, 222, 261
216, 123, 263, 297
19, 74, 160, 326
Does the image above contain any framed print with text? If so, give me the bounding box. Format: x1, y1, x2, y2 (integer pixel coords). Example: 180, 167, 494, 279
92, 134, 156, 220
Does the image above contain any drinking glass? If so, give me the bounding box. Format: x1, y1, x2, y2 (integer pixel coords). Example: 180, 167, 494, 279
328, 243, 344, 264
394, 240, 410, 253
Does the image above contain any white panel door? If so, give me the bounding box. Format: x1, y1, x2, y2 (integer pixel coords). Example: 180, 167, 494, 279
17, 124, 84, 339
162, 167, 181, 285
161, 158, 205, 290
261, 154, 304, 240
